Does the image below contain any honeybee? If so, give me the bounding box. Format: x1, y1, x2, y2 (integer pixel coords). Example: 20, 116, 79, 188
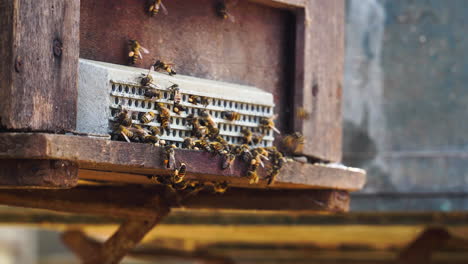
132, 125, 159, 144
213, 181, 229, 194
239, 144, 252, 162
182, 137, 194, 149
144, 89, 161, 100
147, 0, 168, 16
115, 107, 132, 127
214, 135, 229, 148
153, 60, 176, 76
188, 95, 201, 105
140, 111, 156, 124
186, 114, 207, 138
140, 66, 154, 87
241, 128, 252, 144
252, 133, 264, 145
215, 0, 236, 23
222, 153, 236, 169
164, 144, 176, 169
128, 40, 149, 65
282, 132, 305, 154
116, 125, 135, 142
266, 147, 287, 185
247, 159, 259, 184
200, 97, 210, 107
209, 141, 225, 154
157, 103, 171, 133
260, 115, 281, 134
222, 111, 241, 121
172, 163, 187, 184
200, 110, 217, 131
194, 139, 212, 152
297, 107, 310, 120
148, 126, 159, 135
168, 84, 181, 103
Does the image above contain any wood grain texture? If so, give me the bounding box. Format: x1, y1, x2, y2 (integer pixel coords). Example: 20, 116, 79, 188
0, 185, 349, 214
0, 133, 366, 190
293, 0, 345, 162
0, 0, 79, 131
0, 159, 78, 188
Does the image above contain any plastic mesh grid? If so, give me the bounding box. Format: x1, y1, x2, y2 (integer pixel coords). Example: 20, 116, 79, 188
109, 81, 274, 148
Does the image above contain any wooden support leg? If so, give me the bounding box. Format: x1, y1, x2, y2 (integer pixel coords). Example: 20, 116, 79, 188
62, 209, 169, 264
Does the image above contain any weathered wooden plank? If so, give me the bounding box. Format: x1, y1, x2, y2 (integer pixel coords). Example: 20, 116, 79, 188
0, 185, 350, 214
293, 0, 344, 162
0, 133, 365, 190
0, 159, 78, 188
0, 0, 79, 131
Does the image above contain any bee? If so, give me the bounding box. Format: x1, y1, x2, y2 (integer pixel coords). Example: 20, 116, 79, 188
168, 84, 181, 103
297, 107, 310, 120
252, 133, 265, 145
213, 181, 229, 194
140, 66, 154, 87
241, 128, 253, 144
200, 97, 210, 107
132, 125, 159, 144
215, 0, 236, 23
144, 89, 161, 100
182, 137, 195, 149
239, 144, 252, 162
282, 132, 305, 154
116, 125, 135, 142
187, 114, 208, 138
172, 163, 187, 184
200, 110, 218, 132
147, 0, 168, 16
247, 159, 259, 184
209, 141, 225, 154
164, 144, 176, 169
266, 148, 287, 185
215, 135, 229, 148
140, 111, 156, 124
222, 153, 236, 169
115, 107, 132, 127
259, 115, 281, 134
222, 111, 241, 121
188, 95, 201, 105
194, 139, 212, 152
153, 60, 176, 76
157, 103, 171, 133
149, 126, 160, 136
128, 40, 149, 65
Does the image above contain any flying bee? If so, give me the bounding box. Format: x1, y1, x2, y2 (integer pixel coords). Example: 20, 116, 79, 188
297, 107, 310, 120
213, 181, 229, 194
140, 111, 156, 124
172, 163, 187, 184
259, 115, 281, 134
241, 128, 253, 144
215, 0, 236, 23
157, 103, 171, 133
282, 132, 305, 154
115, 107, 132, 127
147, 0, 168, 16
153, 60, 176, 76
128, 40, 149, 65
164, 144, 176, 169
182, 137, 195, 149
222, 111, 241, 121
222, 153, 236, 169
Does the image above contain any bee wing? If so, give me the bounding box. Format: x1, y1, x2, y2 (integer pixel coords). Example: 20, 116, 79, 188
160, 2, 169, 15
272, 126, 281, 135
120, 132, 131, 143
140, 46, 150, 54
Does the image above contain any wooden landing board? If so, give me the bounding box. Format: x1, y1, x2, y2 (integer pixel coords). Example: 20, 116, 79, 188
0, 133, 365, 190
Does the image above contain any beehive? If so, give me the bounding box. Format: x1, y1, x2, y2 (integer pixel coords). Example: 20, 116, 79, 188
77, 59, 275, 147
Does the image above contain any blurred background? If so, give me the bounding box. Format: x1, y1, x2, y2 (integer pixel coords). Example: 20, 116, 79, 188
1, 0, 467, 262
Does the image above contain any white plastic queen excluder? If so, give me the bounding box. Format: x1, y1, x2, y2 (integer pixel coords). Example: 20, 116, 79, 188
77, 59, 275, 148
